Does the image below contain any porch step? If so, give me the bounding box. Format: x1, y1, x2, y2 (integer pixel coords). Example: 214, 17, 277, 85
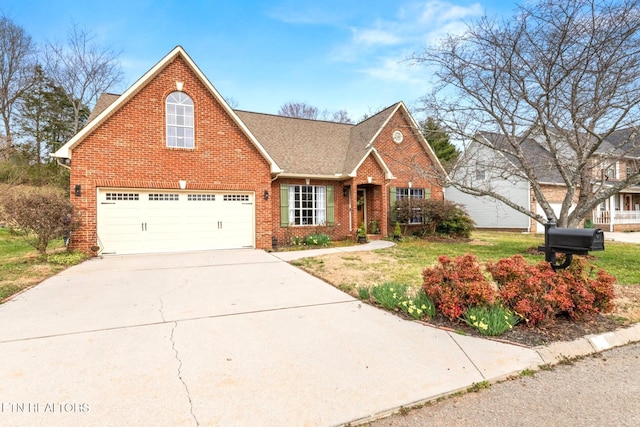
366, 234, 384, 241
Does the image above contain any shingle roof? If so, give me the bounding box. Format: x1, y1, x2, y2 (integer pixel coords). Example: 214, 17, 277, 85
478, 131, 566, 184
235, 111, 353, 176
78, 89, 402, 177
85, 93, 120, 125
237, 103, 400, 176
598, 128, 640, 158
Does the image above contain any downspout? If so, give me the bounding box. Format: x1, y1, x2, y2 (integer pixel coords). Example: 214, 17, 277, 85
348, 189, 353, 232
54, 157, 71, 170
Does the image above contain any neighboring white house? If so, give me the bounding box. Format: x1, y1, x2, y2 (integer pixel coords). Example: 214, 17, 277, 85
447, 130, 640, 233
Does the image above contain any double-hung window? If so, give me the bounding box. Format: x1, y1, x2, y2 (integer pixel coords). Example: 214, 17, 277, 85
279, 184, 335, 227
289, 185, 326, 225
166, 91, 194, 148
396, 187, 425, 224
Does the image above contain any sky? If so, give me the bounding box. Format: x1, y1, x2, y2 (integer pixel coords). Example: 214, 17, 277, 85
2, 0, 515, 122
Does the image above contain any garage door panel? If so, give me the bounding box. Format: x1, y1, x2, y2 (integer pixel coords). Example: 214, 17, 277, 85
97, 189, 254, 254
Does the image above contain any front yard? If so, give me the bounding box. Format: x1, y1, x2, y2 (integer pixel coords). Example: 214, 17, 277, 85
291, 231, 640, 343
0, 228, 88, 302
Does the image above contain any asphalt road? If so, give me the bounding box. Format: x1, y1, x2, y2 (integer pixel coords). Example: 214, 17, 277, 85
367, 341, 640, 427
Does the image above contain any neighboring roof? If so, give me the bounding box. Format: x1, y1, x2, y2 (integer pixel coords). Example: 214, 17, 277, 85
598, 127, 640, 158
477, 131, 565, 184
477, 126, 640, 185
85, 93, 119, 124
52, 45, 282, 174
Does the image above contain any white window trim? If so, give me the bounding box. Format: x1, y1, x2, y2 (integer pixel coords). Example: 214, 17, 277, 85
289, 185, 327, 226
166, 91, 194, 149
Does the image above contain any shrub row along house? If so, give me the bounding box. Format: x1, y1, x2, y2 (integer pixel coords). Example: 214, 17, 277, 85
447, 129, 640, 233
52, 46, 445, 255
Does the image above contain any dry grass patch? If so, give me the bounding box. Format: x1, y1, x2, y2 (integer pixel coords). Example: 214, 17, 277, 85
611, 285, 640, 323
294, 250, 414, 296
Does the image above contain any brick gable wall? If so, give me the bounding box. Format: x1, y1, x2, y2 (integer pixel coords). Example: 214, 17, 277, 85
69, 56, 273, 252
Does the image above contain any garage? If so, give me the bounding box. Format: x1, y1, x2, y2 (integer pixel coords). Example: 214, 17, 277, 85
96, 189, 255, 255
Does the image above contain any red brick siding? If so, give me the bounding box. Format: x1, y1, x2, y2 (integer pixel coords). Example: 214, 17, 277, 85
69, 56, 273, 252
269, 108, 445, 242
372, 110, 444, 232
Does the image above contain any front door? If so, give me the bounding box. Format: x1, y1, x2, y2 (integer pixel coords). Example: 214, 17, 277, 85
357, 189, 366, 229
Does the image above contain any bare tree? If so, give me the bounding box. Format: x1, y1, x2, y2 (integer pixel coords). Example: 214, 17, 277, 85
413, 0, 640, 228
0, 14, 36, 159
278, 101, 353, 123
45, 24, 123, 134
329, 110, 353, 124
278, 102, 320, 119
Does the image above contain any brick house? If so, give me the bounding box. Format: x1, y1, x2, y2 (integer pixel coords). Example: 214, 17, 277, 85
52, 46, 445, 255
446, 130, 640, 232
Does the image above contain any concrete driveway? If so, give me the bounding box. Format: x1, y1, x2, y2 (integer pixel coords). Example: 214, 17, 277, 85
0, 249, 542, 426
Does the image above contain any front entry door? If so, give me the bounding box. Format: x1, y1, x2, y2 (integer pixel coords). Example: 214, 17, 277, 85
357, 189, 366, 228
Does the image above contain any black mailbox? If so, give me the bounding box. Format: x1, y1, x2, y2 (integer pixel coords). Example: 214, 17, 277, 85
546, 227, 605, 254
538, 221, 605, 270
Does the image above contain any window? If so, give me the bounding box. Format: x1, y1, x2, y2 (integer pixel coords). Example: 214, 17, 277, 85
280, 184, 335, 227
396, 187, 424, 224
601, 160, 619, 180
105, 192, 139, 201
396, 188, 424, 200
148, 193, 179, 201
475, 169, 486, 181
166, 91, 194, 148
289, 185, 326, 225
188, 194, 215, 201
224, 194, 250, 202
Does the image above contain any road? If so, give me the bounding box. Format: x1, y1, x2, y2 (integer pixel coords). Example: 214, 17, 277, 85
367, 342, 640, 427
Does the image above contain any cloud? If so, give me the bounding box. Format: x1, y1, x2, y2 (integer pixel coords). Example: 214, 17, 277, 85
416, 1, 483, 25
352, 28, 402, 46
331, 0, 484, 83
266, 0, 356, 25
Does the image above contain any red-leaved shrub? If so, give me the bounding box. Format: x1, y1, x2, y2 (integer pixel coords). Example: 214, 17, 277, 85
422, 254, 496, 320
486, 255, 616, 326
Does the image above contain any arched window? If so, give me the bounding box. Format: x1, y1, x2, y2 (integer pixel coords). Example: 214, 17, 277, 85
166, 91, 194, 148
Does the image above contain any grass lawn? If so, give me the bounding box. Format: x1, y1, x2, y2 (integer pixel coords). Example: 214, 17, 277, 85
292, 231, 640, 322
0, 228, 88, 302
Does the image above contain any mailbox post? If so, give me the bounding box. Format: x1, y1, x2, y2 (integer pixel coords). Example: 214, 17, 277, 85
538, 220, 605, 271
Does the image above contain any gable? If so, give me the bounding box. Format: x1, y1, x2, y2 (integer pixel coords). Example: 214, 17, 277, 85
69, 55, 274, 185
53, 46, 280, 174
367, 104, 445, 180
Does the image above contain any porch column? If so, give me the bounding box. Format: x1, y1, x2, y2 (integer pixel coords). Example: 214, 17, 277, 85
609, 194, 615, 232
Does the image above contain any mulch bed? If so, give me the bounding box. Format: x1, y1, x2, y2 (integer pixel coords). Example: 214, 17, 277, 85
423, 313, 626, 347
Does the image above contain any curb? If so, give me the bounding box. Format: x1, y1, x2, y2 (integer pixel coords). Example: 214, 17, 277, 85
534, 322, 640, 364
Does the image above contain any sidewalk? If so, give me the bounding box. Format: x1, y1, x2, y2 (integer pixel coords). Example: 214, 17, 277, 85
604, 231, 640, 244
271, 239, 395, 261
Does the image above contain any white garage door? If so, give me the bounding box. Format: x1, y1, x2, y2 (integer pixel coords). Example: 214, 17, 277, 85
97, 189, 255, 254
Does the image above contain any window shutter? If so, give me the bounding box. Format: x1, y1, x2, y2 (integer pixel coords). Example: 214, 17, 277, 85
326, 186, 335, 225
389, 187, 397, 223
280, 184, 289, 227
424, 188, 431, 199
